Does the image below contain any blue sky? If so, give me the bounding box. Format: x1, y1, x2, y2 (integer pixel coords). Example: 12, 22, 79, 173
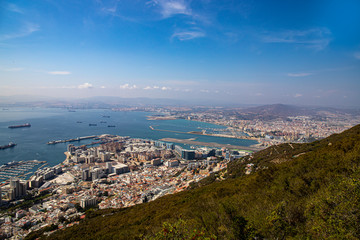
0, 0, 359, 106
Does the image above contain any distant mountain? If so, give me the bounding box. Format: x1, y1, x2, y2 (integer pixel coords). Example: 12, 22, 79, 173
238, 103, 360, 119
1, 96, 359, 112
27, 125, 360, 240
243, 104, 314, 116
80, 96, 190, 106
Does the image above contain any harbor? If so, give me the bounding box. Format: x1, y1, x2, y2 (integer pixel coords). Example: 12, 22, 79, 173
0, 160, 46, 181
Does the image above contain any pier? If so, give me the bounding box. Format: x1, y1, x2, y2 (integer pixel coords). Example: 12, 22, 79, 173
47, 135, 97, 145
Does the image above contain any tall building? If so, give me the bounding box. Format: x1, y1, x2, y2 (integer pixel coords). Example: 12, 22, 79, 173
82, 169, 90, 181
183, 150, 195, 160
91, 168, 103, 181
106, 162, 113, 174
67, 144, 76, 154
80, 197, 97, 208
8, 178, 26, 201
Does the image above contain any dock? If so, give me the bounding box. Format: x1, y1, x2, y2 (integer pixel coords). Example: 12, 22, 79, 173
47, 135, 97, 145
0, 160, 46, 181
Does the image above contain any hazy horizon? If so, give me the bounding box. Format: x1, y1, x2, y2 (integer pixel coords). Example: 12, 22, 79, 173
1, 1, 359, 107
1, 94, 360, 109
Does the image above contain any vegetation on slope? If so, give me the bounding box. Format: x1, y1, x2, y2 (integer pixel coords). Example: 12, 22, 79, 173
27, 125, 360, 239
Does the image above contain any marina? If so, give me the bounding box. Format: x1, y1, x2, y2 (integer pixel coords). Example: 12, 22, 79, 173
0, 160, 46, 181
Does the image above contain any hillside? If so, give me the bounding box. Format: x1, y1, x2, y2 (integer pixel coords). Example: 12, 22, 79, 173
27, 125, 360, 239
236, 103, 360, 120
243, 104, 314, 117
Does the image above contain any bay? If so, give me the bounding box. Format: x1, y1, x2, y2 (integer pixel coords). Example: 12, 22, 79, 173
0, 108, 257, 167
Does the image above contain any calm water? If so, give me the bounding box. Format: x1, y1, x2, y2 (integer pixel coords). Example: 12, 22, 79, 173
0, 108, 257, 167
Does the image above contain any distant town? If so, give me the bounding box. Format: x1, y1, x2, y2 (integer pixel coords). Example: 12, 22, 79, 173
115, 103, 360, 147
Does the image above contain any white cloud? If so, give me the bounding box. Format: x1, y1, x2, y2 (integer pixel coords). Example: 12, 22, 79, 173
144, 86, 164, 90
78, 83, 93, 89
7, 3, 23, 14
354, 52, 360, 60
161, 86, 171, 91
100, 86, 106, 89
98, 2, 137, 22
200, 89, 209, 93
0, 23, 40, 41
294, 93, 302, 98
287, 72, 312, 77
172, 30, 205, 41
103, 6, 117, 14
120, 83, 137, 89
261, 28, 332, 51
152, 0, 191, 18
48, 71, 71, 75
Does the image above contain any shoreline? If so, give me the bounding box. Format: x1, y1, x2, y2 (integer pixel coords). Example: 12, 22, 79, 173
147, 117, 260, 142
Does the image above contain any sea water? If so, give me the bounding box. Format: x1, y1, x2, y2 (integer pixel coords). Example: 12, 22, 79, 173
0, 108, 257, 167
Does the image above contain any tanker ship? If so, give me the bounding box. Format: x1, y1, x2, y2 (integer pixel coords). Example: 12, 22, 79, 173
8, 123, 31, 129
0, 142, 16, 150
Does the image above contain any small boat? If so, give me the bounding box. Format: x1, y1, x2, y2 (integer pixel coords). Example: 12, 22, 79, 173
89, 124, 97, 126
107, 125, 116, 127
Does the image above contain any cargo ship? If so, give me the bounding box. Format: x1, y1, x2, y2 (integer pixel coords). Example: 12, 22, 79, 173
0, 142, 17, 150
8, 123, 31, 129
107, 125, 116, 127
89, 123, 97, 126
